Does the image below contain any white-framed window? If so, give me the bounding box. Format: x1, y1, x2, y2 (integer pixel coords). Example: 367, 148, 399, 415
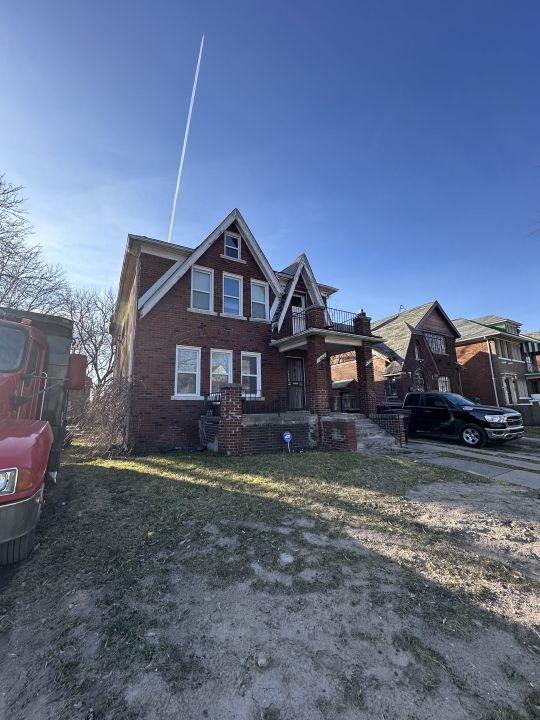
191, 266, 214, 312
175, 345, 201, 398
210, 349, 233, 393
517, 378, 529, 399
223, 273, 243, 316
250, 280, 269, 320
241, 352, 261, 397
497, 340, 521, 361
425, 332, 447, 354
224, 232, 241, 259
438, 376, 451, 392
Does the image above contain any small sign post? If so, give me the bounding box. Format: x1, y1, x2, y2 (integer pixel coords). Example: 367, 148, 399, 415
282, 431, 293, 453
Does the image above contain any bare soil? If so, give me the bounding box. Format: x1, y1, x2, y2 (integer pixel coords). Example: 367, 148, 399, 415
0, 452, 539, 720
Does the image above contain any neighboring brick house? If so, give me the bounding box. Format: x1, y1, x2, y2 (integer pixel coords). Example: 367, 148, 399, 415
522, 331, 540, 397
331, 301, 461, 403
453, 315, 537, 406
111, 208, 380, 453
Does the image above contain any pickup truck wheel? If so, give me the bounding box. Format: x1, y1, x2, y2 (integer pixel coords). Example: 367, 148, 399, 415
0, 529, 36, 566
460, 424, 487, 449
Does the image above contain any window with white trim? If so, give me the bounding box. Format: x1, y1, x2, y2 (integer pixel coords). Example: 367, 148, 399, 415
438, 376, 451, 392
224, 233, 241, 259
241, 352, 261, 397
175, 346, 201, 397
210, 349, 233, 393
425, 332, 447, 354
191, 267, 213, 311
497, 340, 521, 361
250, 280, 269, 320
517, 378, 529, 399
223, 274, 243, 316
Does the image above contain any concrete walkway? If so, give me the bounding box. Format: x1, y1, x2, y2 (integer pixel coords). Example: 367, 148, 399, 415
404, 438, 540, 490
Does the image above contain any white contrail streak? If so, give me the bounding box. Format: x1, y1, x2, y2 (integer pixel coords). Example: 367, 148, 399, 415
167, 35, 204, 243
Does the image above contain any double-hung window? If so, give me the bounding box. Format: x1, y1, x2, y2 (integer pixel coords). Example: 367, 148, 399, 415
210, 349, 233, 393
224, 233, 241, 259
175, 346, 201, 398
223, 274, 243, 316
241, 352, 261, 397
191, 267, 213, 312
250, 281, 269, 320
438, 376, 451, 392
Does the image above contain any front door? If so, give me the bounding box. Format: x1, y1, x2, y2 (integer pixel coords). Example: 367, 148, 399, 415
287, 358, 305, 410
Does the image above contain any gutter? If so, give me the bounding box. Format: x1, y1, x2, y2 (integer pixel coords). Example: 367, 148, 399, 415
485, 336, 499, 405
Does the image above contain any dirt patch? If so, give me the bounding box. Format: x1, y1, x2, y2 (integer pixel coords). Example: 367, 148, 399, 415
1, 452, 539, 719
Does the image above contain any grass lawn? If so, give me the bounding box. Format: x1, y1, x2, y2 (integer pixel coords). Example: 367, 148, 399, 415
0, 451, 539, 720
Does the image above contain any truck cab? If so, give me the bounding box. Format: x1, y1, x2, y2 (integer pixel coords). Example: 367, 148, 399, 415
0, 309, 86, 565
403, 391, 524, 448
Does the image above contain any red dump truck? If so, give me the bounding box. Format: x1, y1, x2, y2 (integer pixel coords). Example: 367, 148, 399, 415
0, 307, 86, 565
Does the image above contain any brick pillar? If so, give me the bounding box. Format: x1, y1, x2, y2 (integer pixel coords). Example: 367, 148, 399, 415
305, 305, 326, 330
353, 309, 377, 414
305, 335, 330, 415
218, 384, 243, 456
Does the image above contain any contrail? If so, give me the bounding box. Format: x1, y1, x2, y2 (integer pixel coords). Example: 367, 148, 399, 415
167, 35, 204, 243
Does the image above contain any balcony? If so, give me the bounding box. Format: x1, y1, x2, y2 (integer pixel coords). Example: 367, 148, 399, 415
271, 306, 381, 354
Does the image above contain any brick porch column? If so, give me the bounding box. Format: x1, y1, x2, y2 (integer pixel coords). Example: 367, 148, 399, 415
305, 335, 330, 414
218, 384, 243, 456
353, 309, 377, 414
305, 305, 326, 330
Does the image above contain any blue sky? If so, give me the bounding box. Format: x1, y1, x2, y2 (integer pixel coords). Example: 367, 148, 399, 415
1, 1, 539, 328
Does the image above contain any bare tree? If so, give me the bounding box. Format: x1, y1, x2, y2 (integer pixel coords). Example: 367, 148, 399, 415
64, 287, 116, 392
0, 174, 68, 314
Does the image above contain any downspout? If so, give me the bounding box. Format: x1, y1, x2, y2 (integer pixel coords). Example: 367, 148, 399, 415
485, 337, 499, 406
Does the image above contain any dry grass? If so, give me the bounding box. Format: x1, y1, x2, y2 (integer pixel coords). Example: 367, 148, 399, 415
0, 451, 538, 720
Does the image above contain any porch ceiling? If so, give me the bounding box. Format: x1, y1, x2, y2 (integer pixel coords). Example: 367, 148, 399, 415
270, 329, 377, 354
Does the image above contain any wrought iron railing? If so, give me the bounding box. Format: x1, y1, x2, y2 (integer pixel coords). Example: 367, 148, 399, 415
243, 393, 289, 415
277, 306, 360, 339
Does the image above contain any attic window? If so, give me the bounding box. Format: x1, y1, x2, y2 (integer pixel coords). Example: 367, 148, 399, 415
224, 233, 241, 259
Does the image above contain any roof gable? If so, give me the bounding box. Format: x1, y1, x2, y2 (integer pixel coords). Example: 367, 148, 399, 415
275, 254, 325, 331
138, 209, 282, 318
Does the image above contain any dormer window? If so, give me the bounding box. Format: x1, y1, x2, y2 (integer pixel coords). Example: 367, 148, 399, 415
224, 233, 241, 259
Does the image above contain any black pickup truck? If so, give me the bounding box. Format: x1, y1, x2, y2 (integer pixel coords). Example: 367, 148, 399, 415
403, 392, 524, 448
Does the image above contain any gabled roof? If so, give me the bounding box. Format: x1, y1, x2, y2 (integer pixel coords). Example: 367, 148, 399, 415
371, 301, 459, 362
473, 314, 522, 327
274, 254, 325, 331
138, 209, 283, 318
525, 331, 540, 342
453, 317, 531, 344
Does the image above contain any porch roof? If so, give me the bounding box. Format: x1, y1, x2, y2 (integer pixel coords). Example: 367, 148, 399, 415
270, 328, 381, 354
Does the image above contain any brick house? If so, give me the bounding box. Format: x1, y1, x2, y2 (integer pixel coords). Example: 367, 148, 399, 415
111, 209, 382, 454
331, 301, 461, 404
454, 315, 538, 406
522, 331, 540, 397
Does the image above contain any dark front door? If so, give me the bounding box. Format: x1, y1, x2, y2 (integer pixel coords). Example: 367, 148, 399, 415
287, 358, 305, 410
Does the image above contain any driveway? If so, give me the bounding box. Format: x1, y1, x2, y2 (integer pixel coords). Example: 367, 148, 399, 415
405, 437, 540, 489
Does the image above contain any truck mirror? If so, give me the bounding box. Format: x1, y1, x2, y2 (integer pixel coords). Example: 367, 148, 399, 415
67, 354, 87, 391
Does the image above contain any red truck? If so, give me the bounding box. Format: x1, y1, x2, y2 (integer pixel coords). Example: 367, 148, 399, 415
0, 307, 86, 565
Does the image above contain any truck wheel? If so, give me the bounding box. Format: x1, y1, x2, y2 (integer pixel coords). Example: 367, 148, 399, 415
0, 529, 36, 566
460, 424, 486, 449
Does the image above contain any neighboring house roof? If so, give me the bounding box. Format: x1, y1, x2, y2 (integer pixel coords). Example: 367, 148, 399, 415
524, 331, 540, 342
382, 360, 404, 377
371, 301, 459, 362
473, 314, 522, 327
453, 317, 534, 344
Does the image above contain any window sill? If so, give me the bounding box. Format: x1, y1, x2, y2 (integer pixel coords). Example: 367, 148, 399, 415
187, 307, 217, 316
220, 313, 247, 321
249, 317, 270, 324
220, 254, 247, 265
242, 395, 265, 400
171, 395, 205, 401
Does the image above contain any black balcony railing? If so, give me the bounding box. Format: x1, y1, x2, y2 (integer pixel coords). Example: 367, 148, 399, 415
277, 306, 360, 338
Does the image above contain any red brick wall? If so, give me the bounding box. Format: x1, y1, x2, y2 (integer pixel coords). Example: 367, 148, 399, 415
320, 417, 357, 451
456, 341, 498, 405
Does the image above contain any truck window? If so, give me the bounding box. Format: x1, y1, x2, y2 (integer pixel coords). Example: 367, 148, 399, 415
405, 393, 420, 406
422, 394, 448, 408
23, 342, 42, 386
0, 326, 27, 372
